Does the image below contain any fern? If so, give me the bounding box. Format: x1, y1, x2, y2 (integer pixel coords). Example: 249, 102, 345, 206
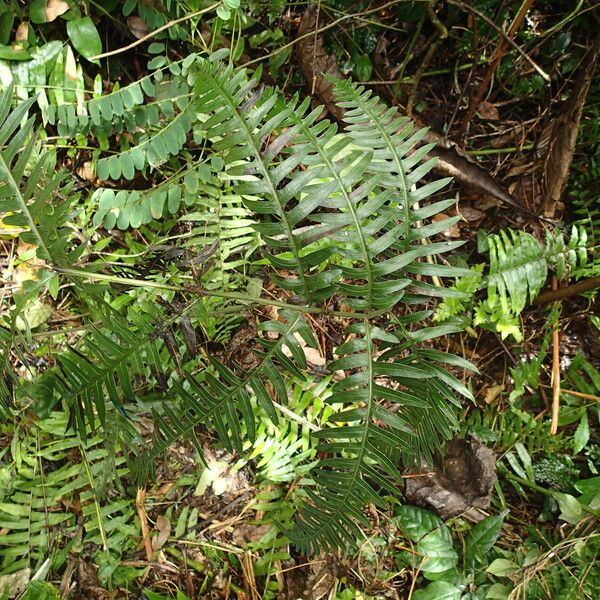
483, 226, 588, 315
2, 61, 479, 552
0, 412, 134, 574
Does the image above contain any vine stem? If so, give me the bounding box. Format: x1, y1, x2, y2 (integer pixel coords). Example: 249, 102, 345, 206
89, 2, 221, 61
51, 266, 385, 320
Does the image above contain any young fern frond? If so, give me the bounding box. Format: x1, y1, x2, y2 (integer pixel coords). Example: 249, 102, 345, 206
485, 226, 589, 314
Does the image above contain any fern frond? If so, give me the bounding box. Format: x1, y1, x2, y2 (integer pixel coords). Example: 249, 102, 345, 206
331, 80, 472, 305
95, 97, 196, 181
0, 412, 134, 572
192, 60, 352, 304
485, 226, 589, 314
290, 322, 472, 553
133, 310, 317, 482
32, 305, 167, 435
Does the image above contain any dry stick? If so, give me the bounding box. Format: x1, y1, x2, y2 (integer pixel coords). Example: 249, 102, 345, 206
406, 1, 448, 116
457, 0, 535, 136
135, 488, 154, 562
539, 384, 600, 405
311, 0, 322, 95
447, 0, 549, 82
534, 276, 600, 305
550, 276, 561, 435
89, 2, 220, 61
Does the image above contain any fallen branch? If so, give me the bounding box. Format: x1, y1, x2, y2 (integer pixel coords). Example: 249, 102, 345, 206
533, 276, 600, 305
457, 0, 535, 135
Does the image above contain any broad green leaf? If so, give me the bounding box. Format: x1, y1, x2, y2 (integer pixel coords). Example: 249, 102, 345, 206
552, 492, 584, 524
574, 477, 600, 507
417, 527, 459, 573
0, 10, 14, 46
464, 511, 507, 570
485, 583, 512, 599
67, 17, 102, 64
486, 558, 519, 577
21, 582, 60, 600
0, 44, 31, 61
573, 410, 589, 454
412, 581, 461, 600
394, 505, 442, 540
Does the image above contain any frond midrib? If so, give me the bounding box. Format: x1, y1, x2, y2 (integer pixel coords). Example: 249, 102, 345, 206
301, 321, 376, 539
292, 115, 375, 308
206, 71, 313, 302
343, 86, 413, 250
0, 134, 52, 261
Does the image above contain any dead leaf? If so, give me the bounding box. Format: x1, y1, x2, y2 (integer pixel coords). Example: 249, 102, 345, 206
15, 22, 28, 42
404, 436, 497, 522
65, 45, 77, 81
303, 346, 327, 367
478, 101, 500, 121
127, 16, 149, 40
459, 204, 485, 222
483, 384, 504, 404
77, 161, 95, 181
432, 212, 460, 237
295, 7, 345, 120
537, 36, 600, 218
152, 515, 171, 551
0, 568, 31, 598
44, 0, 70, 22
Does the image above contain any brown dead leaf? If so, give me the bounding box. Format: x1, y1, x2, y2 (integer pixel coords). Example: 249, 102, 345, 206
478, 101, 500, 121
45, 0, 69, 22
459, 204, 486, 222
77, 161, 95, 181
537, 36, 600, 218
432, 212, 460, 238
483, 384, 504, 405
127, 16, 149, 40
152, 515, 171, 551
404, 436, 497, 522
65, 45, 77, 81
295, 7, 345, 120
15, 22, 28, 42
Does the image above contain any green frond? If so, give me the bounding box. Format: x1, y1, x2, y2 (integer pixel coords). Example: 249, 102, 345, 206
132, 310, 317, 483
45, 73, 189, 138
331, 79, 470, 304
31, 305, 167, 435
485, 226, 589, 314
290, 321, 473, 553
95, 97, 196, 181
0, 412, 134, 573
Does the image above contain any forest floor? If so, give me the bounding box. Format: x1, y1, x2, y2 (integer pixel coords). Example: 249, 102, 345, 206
0, 1, 599, 599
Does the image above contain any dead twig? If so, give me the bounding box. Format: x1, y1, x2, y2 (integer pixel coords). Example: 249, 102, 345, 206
135, 488, 154, 562
406, 1, 448, 117
534, 276, 600, 305
550, 276, 561, 435
539, 384, 600, 405
457, 0, 535, 136
446, 0, 549, 82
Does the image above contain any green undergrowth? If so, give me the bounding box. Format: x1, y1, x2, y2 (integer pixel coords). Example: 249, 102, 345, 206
0, 0, 599, 598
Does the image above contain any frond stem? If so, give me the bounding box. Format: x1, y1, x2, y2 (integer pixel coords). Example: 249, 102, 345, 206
0, 149, 52, 261
51, 267, 386, 320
